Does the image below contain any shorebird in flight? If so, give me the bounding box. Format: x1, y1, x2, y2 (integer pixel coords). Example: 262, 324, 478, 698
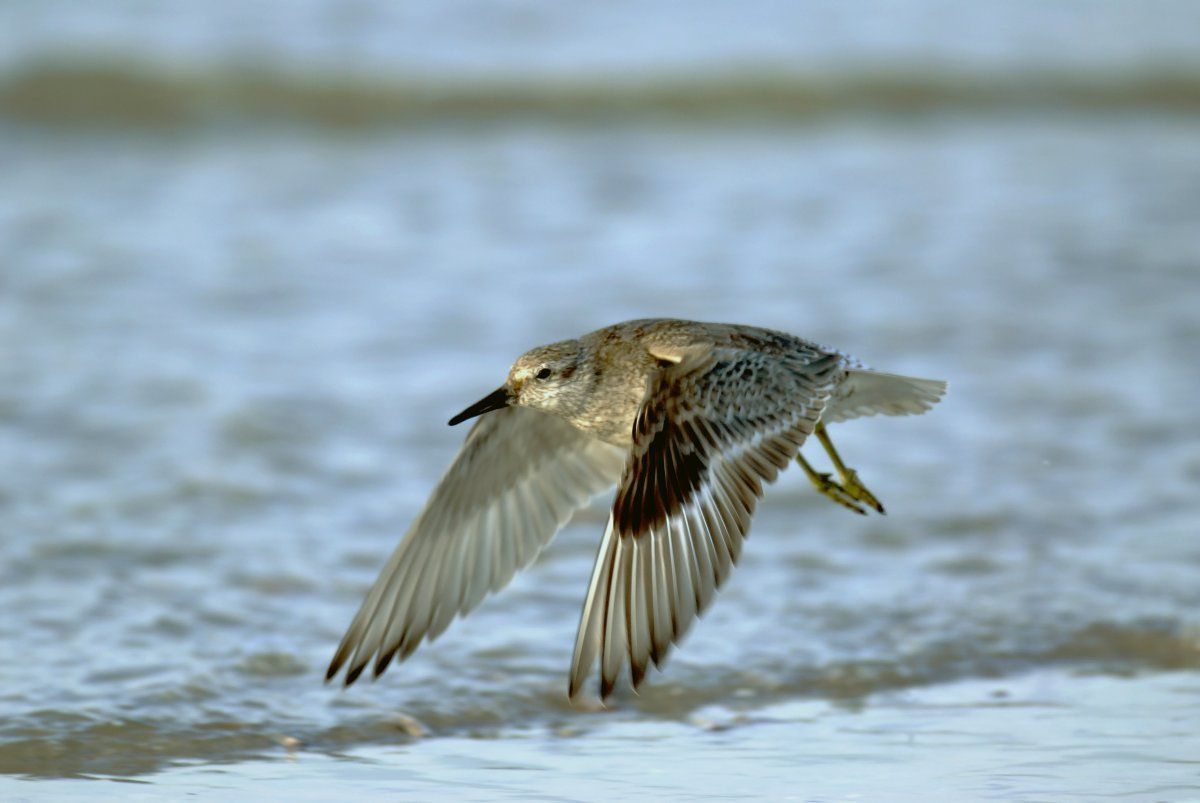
326, 319, 946, 700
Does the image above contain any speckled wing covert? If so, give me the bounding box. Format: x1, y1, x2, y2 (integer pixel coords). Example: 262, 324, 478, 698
328, 407, 626, 686
568, 340, 844, 700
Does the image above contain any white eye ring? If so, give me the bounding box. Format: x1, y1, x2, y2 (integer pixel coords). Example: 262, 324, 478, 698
535, 367, 552, 380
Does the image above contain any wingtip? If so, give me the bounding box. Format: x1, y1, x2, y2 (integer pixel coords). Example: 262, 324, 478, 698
567, 683, 613, 710
568, 679, 597, 707
325, 655, 344, 684
374, 648, 397, 679
567, 660, 588, 702
344, 663, 366, 687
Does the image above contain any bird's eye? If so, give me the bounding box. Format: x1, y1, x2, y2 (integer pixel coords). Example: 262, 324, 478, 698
535, 367, 552, 380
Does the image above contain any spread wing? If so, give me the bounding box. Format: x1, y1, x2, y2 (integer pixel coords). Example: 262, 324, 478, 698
824, 369, 947, 423
328, 406, 625, 685
568, 341, 844, 700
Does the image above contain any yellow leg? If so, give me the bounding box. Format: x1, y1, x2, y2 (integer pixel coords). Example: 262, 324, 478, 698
814, 424, 886, 514
797, 453, 867, 516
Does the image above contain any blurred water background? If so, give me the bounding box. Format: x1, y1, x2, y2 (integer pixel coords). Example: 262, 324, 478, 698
2, 1, 1200, 799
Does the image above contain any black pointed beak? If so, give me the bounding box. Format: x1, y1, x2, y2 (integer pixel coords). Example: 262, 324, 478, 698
448, 386, 512, 426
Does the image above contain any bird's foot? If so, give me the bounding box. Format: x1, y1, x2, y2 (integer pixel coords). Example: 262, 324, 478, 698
805, 468, 868, 516
837, 468, 885, 515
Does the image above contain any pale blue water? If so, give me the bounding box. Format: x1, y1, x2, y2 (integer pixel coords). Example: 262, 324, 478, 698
2, 2, 1200, 800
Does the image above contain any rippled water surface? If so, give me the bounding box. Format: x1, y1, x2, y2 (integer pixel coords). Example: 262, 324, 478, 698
2, 3, 1200, 800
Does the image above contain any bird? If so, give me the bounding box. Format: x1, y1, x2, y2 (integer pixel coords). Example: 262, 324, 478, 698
325, 319, 946, 700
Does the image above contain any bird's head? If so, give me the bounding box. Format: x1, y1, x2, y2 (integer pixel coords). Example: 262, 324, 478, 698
448, 339, 586, 426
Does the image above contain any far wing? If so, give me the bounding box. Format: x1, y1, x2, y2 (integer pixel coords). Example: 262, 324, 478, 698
329, 406, 625, 685
823, 369, 947, 423
569, 342, 844, 699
